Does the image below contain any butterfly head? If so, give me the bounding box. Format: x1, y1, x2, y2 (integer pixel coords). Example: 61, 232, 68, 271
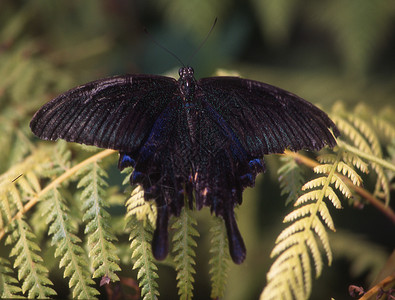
178, 66, 197, 100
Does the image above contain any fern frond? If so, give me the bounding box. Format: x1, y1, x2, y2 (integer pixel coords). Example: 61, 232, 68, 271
341, 152, 369, 173
41, 140, 71, 178
348, 114, 382, 157
372, 108, 395, 142
0, 257, 23, 298
263, 151, 350, 300
333, 113, 391, 203
331, 115, 372, 153
77, 162, 120, 283
43, 188, 99, 299
316, 154, 337, 164
172, 206, 199, 300
294, 190, 321, 206
128, 215, 159, 300
209, 216, 231, 299
5, 219, 56, 298
126, 185, 156, 227
278, 156, 305, 205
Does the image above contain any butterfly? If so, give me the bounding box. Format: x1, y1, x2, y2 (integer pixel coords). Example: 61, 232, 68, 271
30, 66, 339, 264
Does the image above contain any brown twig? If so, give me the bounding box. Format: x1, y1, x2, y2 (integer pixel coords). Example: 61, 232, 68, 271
358, 274, 395, 300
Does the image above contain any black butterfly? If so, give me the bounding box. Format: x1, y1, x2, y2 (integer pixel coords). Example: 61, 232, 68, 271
30, 66, 339, 264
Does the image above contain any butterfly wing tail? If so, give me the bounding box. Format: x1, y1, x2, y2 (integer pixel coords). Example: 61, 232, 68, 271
223, 207, 246, 264
152, 205, 170, 260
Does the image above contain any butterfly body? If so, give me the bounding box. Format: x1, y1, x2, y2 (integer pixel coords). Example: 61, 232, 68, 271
30, 66, 339, 264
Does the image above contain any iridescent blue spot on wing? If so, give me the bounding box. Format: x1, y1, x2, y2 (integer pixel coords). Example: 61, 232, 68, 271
118, 152, 136, 170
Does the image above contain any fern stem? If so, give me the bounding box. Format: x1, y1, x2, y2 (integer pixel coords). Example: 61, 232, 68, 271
338, 141, 395, 172
0, 149, 116, 241
283, 151, 395, 224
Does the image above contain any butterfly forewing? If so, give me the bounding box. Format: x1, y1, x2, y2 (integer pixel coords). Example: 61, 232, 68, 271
30, 74, 178, 153
198, 77, 339, 156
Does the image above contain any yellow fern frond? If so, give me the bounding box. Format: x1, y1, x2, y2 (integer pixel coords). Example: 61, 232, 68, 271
311, 216, 333, 263
302, 177, 326, 190
317, 202, 335, 230
373, 114, 395, 141
336, 161, 362, 186
275, 219, 307, 243
331, 174, 352, 198
295, 191, 321, 206
305, 230, 323, 277
125, 186, 156, 227
348, 114, 382, 157
341, 152, 369, 174
313, 164, 334, 174
324, 186, 342, 209
317, 154, 337, 164
284, 205, 314, 223
331, 116, 372, 153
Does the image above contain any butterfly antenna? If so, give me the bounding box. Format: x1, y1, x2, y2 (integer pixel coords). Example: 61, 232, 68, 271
187, 17, 218, 65
144, 28, 185, 67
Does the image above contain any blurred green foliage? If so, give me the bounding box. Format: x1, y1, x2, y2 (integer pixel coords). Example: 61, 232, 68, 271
1, 0, 394, 299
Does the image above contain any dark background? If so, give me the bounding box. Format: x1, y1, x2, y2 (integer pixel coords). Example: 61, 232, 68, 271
1, 0, 394, 299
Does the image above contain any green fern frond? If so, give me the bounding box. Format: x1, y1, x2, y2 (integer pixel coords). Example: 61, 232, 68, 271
278, 156, 305, 205
128, 215, 159, 300
42, 140, 72, 178
5, 219, 56, 298
43, 188, 99, 299
172, 206, 199, 300
0, 255, 23, 298
209, 216, 231, 299
77, 162, 121, 283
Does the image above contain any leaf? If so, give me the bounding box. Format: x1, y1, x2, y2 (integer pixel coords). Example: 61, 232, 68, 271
172, 207, 199, 300
128, 214, 159, 300
43, 188, 99, 299
8, 219, 56, 298
77, 162, 120, 283
209, 217, 231, 299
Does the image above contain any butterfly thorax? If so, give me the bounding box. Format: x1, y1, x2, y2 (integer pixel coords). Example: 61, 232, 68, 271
178, 66, 197, 102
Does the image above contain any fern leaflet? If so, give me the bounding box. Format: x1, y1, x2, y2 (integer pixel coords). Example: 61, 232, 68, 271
77, 162, 121, 283
209, 216, 231, 299
0, 254, 23, 298
278, 156, 305, 205
126, 185, 159, 300
172, 206, 199, 300
6, 219, 56, 298
43, 188, 99, 299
